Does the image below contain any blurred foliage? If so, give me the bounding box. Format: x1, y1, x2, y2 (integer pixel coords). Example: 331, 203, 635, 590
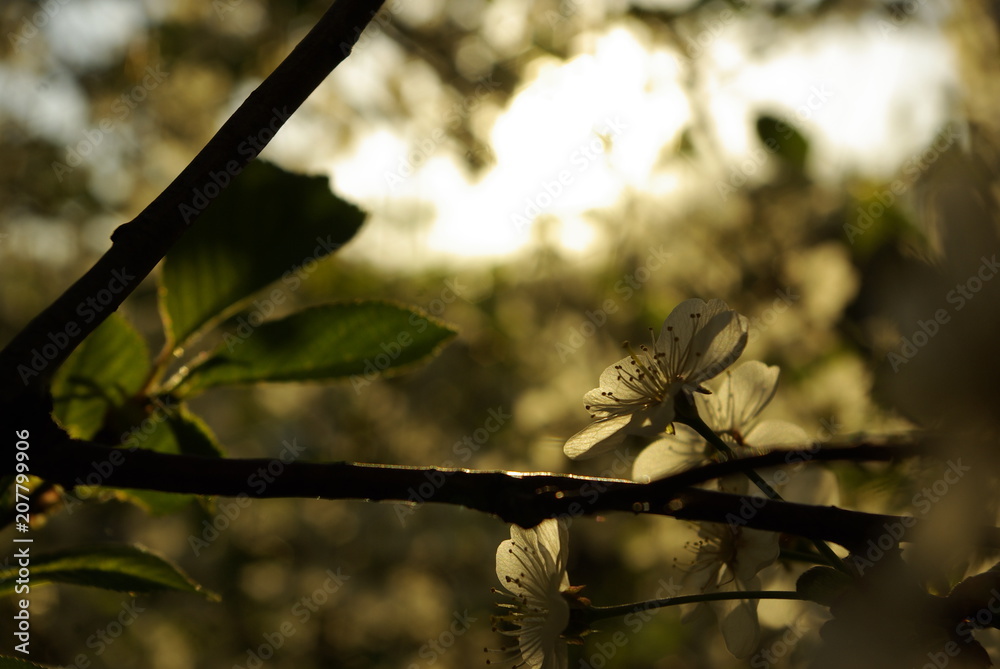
1, 0, 1000, 667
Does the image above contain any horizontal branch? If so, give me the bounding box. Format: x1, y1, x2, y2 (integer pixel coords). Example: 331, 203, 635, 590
30, 437, 998, 553
0, 0, 386, 399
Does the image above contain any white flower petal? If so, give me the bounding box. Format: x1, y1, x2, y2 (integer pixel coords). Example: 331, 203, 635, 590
680, 522, 777, 659
584, 357, 648, 409
595, 357, 642, 393
566, 299, 749, 461
627, 400, 677, 438
703, 361, 781, 432
495, 519, 573, 669
732, 528, 780, 583
781, 466, 841, 507
657, 298, 719, 349
683, 555, 722, 594
630, 426, 705, 481
563, 414, 632, 459
744, 419, 810, 449
499, 520, 569, 593
519, 615, 570, 669
686, 312, 749, 387
654, 300, 740, 382
539, 639, 568, 669
718, 595, 761, 658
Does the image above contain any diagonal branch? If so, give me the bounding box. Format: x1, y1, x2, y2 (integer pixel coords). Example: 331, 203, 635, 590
31, 437, 998, 553
0, 0, 387, 400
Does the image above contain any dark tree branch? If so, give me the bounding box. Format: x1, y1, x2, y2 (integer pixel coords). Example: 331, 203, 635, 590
31, 437, 997, 553
0, 0, 387, 401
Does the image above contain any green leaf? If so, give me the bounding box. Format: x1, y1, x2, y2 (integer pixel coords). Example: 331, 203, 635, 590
114, 407, 223, 515
51, 313, 149, 440
0, 544, 216, 599
756, 114, 809, 173
174, 301, 457, 395
160, 160, 367, 350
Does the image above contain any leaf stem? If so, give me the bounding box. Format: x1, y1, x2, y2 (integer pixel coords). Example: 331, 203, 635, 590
584, 590, 813, 623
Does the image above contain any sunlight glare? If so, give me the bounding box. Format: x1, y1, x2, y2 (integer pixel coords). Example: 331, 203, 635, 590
327, 13, 957, 270
698, 12, 957, 181
334, 25, 690, 269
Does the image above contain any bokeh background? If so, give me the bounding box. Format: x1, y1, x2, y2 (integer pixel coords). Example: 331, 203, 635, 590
2, 0, 1000, 666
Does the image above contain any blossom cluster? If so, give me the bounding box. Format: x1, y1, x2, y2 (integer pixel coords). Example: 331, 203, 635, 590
490, 298, 836, 668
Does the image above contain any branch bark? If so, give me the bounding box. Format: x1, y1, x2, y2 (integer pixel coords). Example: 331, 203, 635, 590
32, 437, 996, 553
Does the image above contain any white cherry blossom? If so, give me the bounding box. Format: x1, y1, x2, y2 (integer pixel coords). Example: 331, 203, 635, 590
632, 360, 807, 480
490, 519, 578, 669
632, 361, 838, 657
565, 299, 749, 460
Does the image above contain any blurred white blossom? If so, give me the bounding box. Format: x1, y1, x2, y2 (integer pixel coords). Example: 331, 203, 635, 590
682, 478, 781, 658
